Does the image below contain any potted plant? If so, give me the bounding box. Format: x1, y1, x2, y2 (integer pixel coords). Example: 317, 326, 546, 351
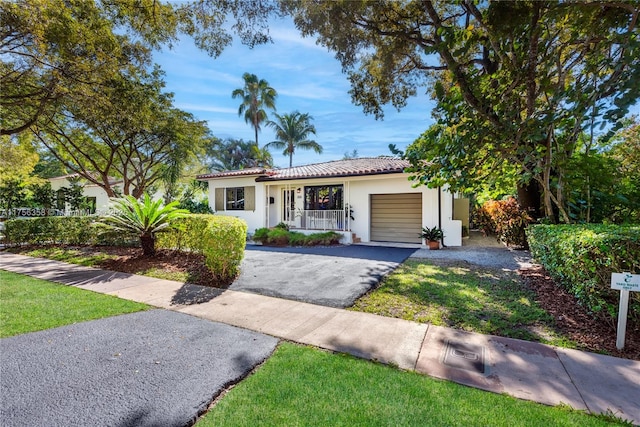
420, 226, 444, 250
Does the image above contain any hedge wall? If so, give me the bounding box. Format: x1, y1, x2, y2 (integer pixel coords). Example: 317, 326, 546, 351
3, 216, 135, 246
526, 224, 640, 321
157, 215, 247, 283
3, 214, 247, 284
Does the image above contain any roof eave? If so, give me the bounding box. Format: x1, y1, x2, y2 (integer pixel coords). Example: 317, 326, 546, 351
255, 169, 407, 182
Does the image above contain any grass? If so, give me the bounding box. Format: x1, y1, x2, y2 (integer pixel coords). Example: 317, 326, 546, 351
14, 246, 118, 266
9, 246, 191, 283
350, 259, 572, 346
0, 270, 149, 337
199, 342, 621, 426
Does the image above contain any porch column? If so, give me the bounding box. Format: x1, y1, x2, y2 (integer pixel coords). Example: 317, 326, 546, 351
265, 184, 269, 228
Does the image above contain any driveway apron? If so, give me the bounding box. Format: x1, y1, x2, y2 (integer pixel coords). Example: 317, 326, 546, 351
0, 310, 278, 427
231, 245, 416, 308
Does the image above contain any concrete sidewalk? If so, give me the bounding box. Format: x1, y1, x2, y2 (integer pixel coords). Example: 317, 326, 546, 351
1, 252, 638, 424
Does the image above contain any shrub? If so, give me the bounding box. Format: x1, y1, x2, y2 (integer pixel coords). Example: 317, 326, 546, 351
267, 228, 290, 246
251, 227, 342, 246
5, 214, 247, 285
3, 217, 110, 246
101, 194, 188, 256
526, 224, 640, 324
474, 198, 532, 248
274, 222, 290, 231
252, 227, 270, 244
157, 214, 247, 284
199, 216, 247, 284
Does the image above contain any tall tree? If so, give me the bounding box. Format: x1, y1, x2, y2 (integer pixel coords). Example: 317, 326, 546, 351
206, 138, 273, 171
285, 1, 640, 222
265, 111, 321, 167
232, 73, 277, 146
32, 67, 210, 198
0, 134, 39, 185
1, 0, 277, 136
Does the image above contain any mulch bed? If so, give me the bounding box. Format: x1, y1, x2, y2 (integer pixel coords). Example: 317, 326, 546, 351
94, 246, 230, 288
519, 266, 640, 360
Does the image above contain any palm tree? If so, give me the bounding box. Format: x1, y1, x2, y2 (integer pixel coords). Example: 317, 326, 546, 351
265, 111, 322, 167
206, 138, 273, 171
232, 73, 277, 146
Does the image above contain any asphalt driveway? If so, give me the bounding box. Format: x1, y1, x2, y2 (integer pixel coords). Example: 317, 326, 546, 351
230, 245, 416, 308
0, 310, 278, 427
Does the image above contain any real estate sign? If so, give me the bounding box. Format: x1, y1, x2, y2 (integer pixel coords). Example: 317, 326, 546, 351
611, 272, 640, 291
611, 272, 640, 350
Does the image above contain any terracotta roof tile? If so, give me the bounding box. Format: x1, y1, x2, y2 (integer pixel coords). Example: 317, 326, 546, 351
196, 167, 272, 179
258, 157, 409, 181
196, 157, 409, 181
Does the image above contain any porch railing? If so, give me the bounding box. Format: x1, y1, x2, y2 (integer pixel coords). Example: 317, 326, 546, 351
285, 209, 349, 231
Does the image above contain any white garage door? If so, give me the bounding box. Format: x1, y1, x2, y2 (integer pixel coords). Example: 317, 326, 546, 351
370, 193, 422, 244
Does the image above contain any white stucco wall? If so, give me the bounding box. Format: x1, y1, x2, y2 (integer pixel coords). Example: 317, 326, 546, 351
48, 177, 119, 213
202, 173, 463, 246
347, 175, 461, 246
206, 175, 266, 233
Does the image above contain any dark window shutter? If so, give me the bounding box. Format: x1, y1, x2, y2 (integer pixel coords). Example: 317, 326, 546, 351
244, 186, 255, 211
215, 188, 224, 211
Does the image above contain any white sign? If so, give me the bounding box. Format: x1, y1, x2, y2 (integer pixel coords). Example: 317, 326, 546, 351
611, 272, 640, 350
611, 272, 640, 291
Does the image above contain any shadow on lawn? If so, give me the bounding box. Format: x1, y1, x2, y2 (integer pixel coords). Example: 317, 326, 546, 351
357, 260, 554, 343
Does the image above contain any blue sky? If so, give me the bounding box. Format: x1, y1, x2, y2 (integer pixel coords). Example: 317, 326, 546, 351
153, 17, 639, 170
152, 17, 436, 168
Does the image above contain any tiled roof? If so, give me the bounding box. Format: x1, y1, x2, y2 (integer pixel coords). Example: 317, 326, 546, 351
259, 157, 409, 181
196, 167, 272, 180
197, 157, 409, 181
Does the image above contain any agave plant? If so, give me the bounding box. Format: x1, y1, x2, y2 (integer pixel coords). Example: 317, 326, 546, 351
102, 194, 188, 256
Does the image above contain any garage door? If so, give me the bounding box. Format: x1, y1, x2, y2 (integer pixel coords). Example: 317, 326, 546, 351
370, 193, 422, 243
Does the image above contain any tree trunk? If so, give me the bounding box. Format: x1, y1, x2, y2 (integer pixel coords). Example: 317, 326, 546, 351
140, 234, 156, 257
517, 181, 542, 219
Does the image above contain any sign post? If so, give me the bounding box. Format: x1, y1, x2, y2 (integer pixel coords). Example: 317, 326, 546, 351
611, 272, 640, 350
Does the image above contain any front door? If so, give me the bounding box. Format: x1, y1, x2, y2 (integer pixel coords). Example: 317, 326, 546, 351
282, 189, 298, 227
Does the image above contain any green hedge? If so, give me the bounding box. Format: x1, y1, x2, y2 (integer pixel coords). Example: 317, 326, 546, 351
526, 224, 640, 321
157, 215, 247, 283
4, 215, 247, 284
252, 228, 343, 246
3, 216, 135, 246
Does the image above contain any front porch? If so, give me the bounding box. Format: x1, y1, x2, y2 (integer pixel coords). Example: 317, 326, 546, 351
282, 209, 351, 232
266, 182, 352, 233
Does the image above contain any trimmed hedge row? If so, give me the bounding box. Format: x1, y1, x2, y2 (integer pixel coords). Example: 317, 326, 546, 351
3, 214, 247, 284
252, 228, 343, 246
526, 224, 640, 322
3, 216, 136, 246
157, 215, 247, 282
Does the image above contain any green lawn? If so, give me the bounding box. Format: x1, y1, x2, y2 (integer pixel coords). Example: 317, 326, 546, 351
8, 246, 191, 283
199, 342, 620, 426
14, 246, 118, 266
350, 259, 572, 346
0, 270, 149, 337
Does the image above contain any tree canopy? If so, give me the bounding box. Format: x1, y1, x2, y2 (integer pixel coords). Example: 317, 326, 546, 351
285, 1, 640, 222
1, 0, 279, 137
206, 138, 274, 171
2, 0, 270, 197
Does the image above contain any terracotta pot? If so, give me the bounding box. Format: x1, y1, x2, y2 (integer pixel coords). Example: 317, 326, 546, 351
427, 240, 440, 250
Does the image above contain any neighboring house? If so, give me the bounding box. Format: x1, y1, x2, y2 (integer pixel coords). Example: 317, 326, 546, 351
197, 157, 464, 246
48, 174, 123, 214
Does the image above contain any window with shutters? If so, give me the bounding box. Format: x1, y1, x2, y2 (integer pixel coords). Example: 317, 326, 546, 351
226, 187, 244, 210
